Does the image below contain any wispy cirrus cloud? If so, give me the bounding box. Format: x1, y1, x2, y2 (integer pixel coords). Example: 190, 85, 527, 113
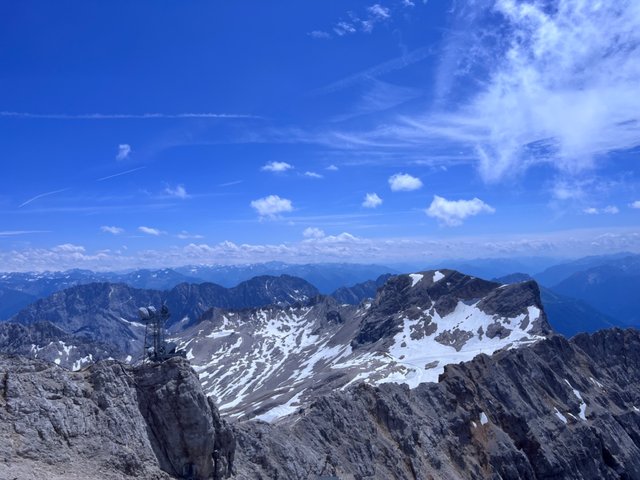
100, 225, 124, 235
315, 45, 433, 94
0, 111, 258, 120
310, 3, 397, 40
0, 230, 50, 237
316, 1, 640, 189
138, 226, 164, 236
304, 171, 323, 179
583, 206, 619, 215
176, 231, 204, 240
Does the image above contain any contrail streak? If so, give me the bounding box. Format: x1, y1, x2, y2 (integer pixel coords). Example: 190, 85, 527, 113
19, 188, 69, 208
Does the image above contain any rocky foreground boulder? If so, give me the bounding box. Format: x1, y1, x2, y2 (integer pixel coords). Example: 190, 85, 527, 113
0, 356, 234, 480
1, 328, 640, 479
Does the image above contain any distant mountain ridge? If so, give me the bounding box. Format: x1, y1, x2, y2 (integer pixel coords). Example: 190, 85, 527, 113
0, 262, 395, 319
5, 274, 319, 366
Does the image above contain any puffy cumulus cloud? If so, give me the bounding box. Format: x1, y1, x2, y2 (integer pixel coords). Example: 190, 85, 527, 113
584, 206, 619, 215
362, 192, 383, 208
116, 144, 131, 161
426, 195, 495, 226
388, 173, 423, 192
100, 225, 124, 235
138, 226, 164, 236
164, 184, 189, 199
261, 161, 293, 172
303, 227, 325, 239
2, 229, 640, 272
250, 195, 294, 218
326, 165, 339, 171
631, 201, 640, 209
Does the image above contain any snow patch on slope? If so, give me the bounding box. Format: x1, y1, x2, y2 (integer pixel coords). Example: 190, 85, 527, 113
409, 274, 423, 287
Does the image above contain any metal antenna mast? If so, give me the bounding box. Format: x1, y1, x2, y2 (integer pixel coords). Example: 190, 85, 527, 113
138, 304, 186, 362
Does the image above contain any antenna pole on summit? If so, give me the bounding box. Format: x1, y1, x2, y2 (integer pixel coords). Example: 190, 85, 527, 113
138, 304, 186, 362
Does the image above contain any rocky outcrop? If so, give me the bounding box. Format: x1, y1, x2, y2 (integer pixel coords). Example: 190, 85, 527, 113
0, 321, 114, 369
0, 356, 234, 480
231, 328, 640, 479
352, 270, 550, 348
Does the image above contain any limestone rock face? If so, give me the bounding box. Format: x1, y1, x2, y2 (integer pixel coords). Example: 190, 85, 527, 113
0, 356, 234, 480
231, 328, 640, 480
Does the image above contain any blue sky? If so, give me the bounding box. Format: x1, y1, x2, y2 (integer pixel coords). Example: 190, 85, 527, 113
1, 0, 640, 271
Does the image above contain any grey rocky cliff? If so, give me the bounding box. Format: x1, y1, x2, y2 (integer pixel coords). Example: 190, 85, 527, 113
231, 328, 640, 479
0, 356, 234, 480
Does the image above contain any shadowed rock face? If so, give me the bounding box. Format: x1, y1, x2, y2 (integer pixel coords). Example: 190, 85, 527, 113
232, 328, 640, 480
0, 356, 234, 480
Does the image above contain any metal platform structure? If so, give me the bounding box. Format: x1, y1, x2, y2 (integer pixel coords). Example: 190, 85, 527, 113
138, 304, 186, 362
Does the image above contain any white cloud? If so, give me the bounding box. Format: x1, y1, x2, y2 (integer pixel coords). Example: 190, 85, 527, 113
101, 226, 124, 235
304, 171, 323, 179
1, 111, 258, 120
53, 243, 86, 253
334, 21, 357, 36
138, 226, 164, 236
261, 161, 293, 172
389, 173, 423, 191
426, 195, 495, 226
584, 205, 619, 215
116, 144, 131, 161
303, 227, 325, 239
250, 195, 294, 218
164, 184, 189, 199
326, 164, 339, 171
176, 231, 204, 239
449, 0, 640, 181
308, 30, 331, 39
0, 230, 49, 237
362, 192, 383, 208
2, 228, 640, 272
631, 200, 640, 209
345, 1, 640, 184
367, 4, 390, 19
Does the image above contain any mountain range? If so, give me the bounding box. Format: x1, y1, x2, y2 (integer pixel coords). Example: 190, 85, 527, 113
3, 327, 640, 479
2, 269, 551, 422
